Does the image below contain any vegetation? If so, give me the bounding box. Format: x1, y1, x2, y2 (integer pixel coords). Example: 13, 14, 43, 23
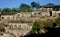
30, 21, 40, 34
46, 3, 60, 11
1, 8, 11, 12
55, 18, 60, 26
0, 8, 1, 12
0, 2, 41, 15
11, 8, 19, 12
30, 19, 56, 34
1, 12, 17, 15
0, 2, 60, 15
31, 2, 40, 9
10, 20, 32, 23
1, 8, 18, 15
53, 5, 60, 11
46, 3, 54, 6
19, 4, 32, 12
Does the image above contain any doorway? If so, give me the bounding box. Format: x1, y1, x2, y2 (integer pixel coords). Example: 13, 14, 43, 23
50, 11, 52, 16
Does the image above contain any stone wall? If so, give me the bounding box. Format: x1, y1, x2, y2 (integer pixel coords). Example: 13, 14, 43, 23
52, 11, 60, 17
0, 32, 14, 37
1, 15, 14, 21
1, 8, 60, 22
5, 23, 33, 37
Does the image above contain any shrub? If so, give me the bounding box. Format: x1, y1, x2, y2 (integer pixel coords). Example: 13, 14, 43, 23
30, 21, 40, 34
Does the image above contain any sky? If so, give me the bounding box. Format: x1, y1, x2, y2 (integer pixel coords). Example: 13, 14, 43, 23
0, 0, 60, 8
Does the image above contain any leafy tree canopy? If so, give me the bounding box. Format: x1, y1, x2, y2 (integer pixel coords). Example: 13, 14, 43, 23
19, 4, 32, 12
1, 8, 11, 12
31, 2, 40, 9
0, 8, 1, 12
47, 3, 54, 6
12, 8, 19, 12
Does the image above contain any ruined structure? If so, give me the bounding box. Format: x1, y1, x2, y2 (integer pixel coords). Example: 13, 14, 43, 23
0, 5, 60, 37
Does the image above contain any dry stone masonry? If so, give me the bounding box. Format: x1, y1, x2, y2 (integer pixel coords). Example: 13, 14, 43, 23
0, 7, 60, 37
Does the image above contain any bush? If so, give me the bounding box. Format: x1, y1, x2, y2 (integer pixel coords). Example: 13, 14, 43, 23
55, 18, 60, 26
30, 21, 40, 34
29, 19, 56, 34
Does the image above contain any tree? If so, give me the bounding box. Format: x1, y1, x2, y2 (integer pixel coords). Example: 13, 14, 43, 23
31, 2, 40, 9
36, 3, 40, 9
53, 5, 60, 11
30, 21, 40, 34
19, 4, 32, 12
12, 8, 19, 12
46, 3, 60, 11
1, 8, 17, 15
1, 8, 12, 15
47, 3, 60, 11
47, 3, 54, 6
1, 8, 11, 12
0, 8, 1, 12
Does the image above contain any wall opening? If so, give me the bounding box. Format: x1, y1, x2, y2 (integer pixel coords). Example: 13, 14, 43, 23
50, 11, 52, 16
59, 13, 60, 16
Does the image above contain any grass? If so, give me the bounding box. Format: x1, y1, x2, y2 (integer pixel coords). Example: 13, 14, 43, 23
1, 12, 18, 15
10, 20, 32, 23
